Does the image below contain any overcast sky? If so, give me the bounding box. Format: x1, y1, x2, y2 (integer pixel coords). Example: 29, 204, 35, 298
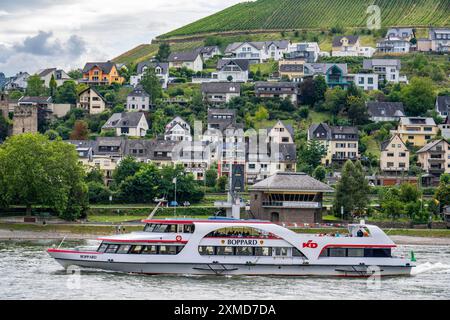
0, 0, 246, 76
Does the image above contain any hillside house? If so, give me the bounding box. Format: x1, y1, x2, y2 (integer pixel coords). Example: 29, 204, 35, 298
224, 41, 290, 63
37, 68, 71, 87
391, 117, 438, 147
102, 112, 149, 137
130, 61, 169, 89
380, 134, 410, 173
254, 82, 299, 104
168, 51, 203, 72
81, 61, 124, 85
164, 116, 192, 142
367, 102, 405, 122
77, 87, 108, 115
126, 86, 150, 112
417, 139, 450, 177
201, 82, 241, 104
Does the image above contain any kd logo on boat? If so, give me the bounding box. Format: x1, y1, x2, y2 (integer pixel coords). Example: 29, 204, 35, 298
302, 240, 318, 249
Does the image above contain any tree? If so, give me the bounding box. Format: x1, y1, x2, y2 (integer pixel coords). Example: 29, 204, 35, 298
299, 78, 316, 106
333, 160, 370, 217
323, 86, 347, 115
314, 75, 327, 103
254, 105, 269, 122
117, 164, 160, 203
151, 109, 168, 136
44, 129, 60, 140
87, 182, 111, 204
216, 175, 228, 192
0, 115, 11, 141
49, 74, 57, 98
0, 133, 88, 219
298, 140, 327, 174
70, 120, 89, 140
55, 80, 77, 104
399, 183, 421, 203
86, 167, 105, 185
205, 168, 218, 188
400, 77, 435, 116
140, 68, 162, 103
347, 96, 369, 125
204, 36, 223, 47
68, 70, 82, 80
313, 165, 326, 182
435, 179, 450, 212
113, 156, 142, 187
156, 43, 171, 62
26, 75, 47, 97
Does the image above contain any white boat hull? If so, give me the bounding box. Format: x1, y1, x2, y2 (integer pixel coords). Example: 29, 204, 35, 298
52, 257, 412, 277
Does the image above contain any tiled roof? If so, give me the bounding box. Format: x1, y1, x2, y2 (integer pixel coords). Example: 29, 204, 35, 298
18, 96, 52, 104
136, 61, 169, 75
250, 172, 334, 192
217, 59, 250, 71
168, 51, 200, 62
363, 59, 401, 69
82, 61, 116, 73
367, 101, 405, 118
201, 82, 241, 94
332, 35, 360, 47
102, 112, 147, 129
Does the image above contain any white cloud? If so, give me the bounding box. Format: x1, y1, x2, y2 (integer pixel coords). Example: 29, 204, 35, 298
0, 0, 246, 76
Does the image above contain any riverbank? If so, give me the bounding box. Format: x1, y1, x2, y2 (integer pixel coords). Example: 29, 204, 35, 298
1, 223, 450, 244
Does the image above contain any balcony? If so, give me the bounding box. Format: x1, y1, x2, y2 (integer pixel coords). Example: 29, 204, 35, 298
262, 201, 322, 209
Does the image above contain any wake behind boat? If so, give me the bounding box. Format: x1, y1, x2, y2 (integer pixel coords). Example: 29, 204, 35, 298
47, 218, 414, 277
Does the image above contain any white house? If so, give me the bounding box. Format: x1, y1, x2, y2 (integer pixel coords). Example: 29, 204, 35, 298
130, 61, 169, 89
102, 112, 149, 137
215, 59, 249, 82
362, 59, 405, 84
201, 82, 241, 104
37, 68, 71, 87
164, 116, 192, 142
350, 73, 379, 91
386, 28, 415, 41
168, 51, 203, 72
224, 41, 290, 63
3, 72, 29, 91
287, 42, 321, 62
377, 37, 411, 54
197, 46, 222, 61
126, 86, 150, 112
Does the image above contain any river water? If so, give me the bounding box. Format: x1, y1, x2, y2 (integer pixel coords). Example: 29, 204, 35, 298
0, 240, 449, 300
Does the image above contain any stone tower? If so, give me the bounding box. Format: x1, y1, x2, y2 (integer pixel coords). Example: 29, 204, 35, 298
13, 105, 38, 135
0, 93, 8, 118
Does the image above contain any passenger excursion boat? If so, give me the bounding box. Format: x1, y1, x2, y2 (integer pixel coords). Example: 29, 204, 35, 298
47, 218, 414, 277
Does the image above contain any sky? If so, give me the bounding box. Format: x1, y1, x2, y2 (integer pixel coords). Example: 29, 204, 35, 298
0, 0, 246, 76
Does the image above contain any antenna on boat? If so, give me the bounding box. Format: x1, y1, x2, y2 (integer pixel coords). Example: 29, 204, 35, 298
147, 198, 167, 220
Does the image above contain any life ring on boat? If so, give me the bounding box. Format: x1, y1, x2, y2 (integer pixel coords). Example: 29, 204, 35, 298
176, 235, 182, 242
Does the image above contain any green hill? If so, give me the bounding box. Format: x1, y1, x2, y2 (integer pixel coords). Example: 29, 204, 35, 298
161, 0, 449, 39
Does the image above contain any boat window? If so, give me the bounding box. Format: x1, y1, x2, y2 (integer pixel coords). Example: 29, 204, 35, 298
235, 247, 253, 256
97, 243, 108, 253
206, 227, 277, 239
142, 245, 158, 254
153, 224, 168, 233
254, 247, 272, 256
275, 247, 289, 256
183, 225, 195, 233
165, 225, 177, 233
176, 246, 185, 254
365, 248, 391, 258
329, 248, 346, 257
117, 245, 132, 254
105, 244, 119, 254
292, 248, 306, 258
216, 246, 235, 255
130, 245, 144, 254
347, 248, 365, 257
198, 246, 215, 255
